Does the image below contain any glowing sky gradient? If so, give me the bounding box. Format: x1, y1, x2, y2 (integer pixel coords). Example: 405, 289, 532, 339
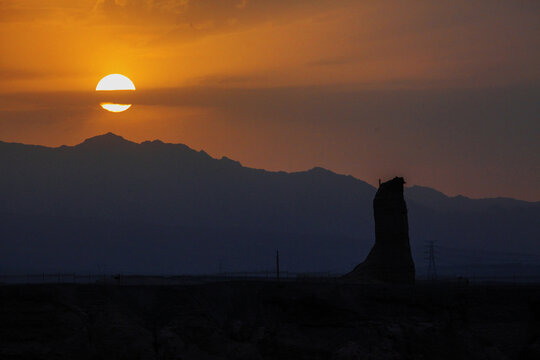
0, 0, 539, 200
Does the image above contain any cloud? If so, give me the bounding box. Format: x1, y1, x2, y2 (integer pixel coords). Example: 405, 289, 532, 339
0, 0, 92, 23
305, 56, 359, 68
91, 0, 344, 35
1, 1, 539, 91
0, 68, 87, 81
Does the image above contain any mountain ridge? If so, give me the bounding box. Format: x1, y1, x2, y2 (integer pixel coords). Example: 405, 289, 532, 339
1, 133, 538, 275
1, 132, 535, 204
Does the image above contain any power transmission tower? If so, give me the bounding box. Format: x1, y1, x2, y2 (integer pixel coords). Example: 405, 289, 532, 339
424, 241, 437, 280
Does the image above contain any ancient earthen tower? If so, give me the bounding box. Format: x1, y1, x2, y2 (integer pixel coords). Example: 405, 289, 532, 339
345, 177, 415, 283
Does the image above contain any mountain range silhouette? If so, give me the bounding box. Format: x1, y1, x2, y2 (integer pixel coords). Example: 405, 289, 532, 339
1, 133, 538, 275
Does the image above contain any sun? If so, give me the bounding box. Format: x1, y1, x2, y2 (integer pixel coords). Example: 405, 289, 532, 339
96, 74, 135, 91
96, 74, 135, 112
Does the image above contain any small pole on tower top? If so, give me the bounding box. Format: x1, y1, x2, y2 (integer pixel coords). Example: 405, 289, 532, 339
276, 250, 280, 281
378, 178, 381, 186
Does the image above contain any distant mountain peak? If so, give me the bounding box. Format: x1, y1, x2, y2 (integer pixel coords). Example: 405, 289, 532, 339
406, 185, 449, 199
220, 156, 241, 167
76, 133, 135, 149
308, 166, 335, 175
141, 139, 163, 145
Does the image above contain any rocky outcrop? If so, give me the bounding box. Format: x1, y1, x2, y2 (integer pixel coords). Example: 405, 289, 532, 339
345, 176, 415, 283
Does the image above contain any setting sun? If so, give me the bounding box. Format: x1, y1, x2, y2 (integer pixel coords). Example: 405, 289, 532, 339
96, 74, 135, 112
96, 74, 135, 91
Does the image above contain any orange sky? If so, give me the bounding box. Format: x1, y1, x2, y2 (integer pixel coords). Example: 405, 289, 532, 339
1, 0, 539, 200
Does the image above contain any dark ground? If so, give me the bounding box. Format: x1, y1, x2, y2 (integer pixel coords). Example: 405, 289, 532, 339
1, 281, 539, 359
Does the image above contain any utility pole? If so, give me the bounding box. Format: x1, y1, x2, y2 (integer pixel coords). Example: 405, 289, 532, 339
276, 250, 280, 281
424, 241, 437, 280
